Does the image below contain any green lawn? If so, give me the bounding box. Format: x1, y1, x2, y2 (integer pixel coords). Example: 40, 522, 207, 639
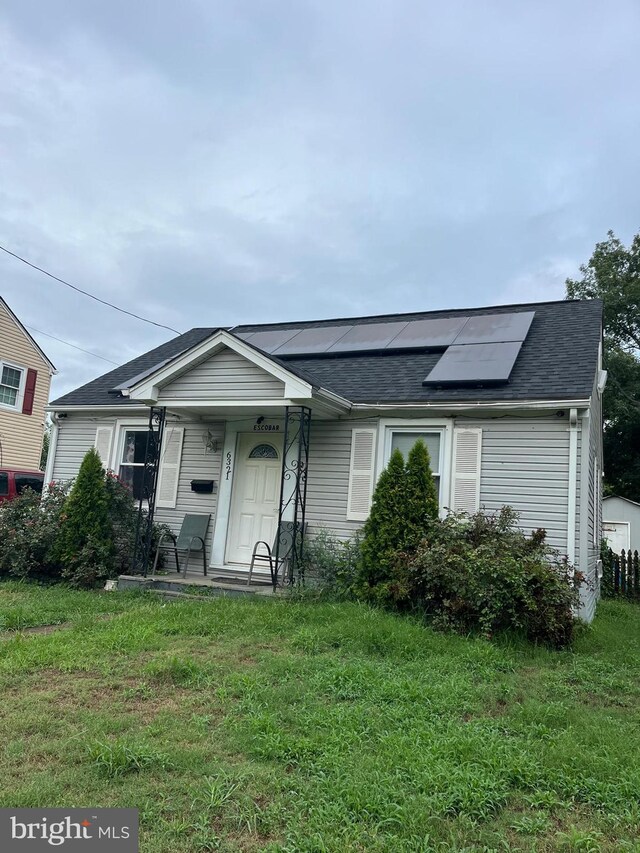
0, 582, 639, 852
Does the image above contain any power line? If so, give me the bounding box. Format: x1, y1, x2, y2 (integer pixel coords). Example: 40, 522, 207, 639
0, 244, 182, 335
26, 325, 120, 366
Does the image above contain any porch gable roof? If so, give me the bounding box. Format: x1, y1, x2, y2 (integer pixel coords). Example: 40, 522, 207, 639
123, 330, 317, 404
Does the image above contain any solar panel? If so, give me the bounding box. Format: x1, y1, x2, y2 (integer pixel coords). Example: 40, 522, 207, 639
327, 321, 409, 353
239, 328, 300, 353
423, 341, 522, 385
388, 316, 470, 349
453, 311, 534, 345
272, 325, 354, 355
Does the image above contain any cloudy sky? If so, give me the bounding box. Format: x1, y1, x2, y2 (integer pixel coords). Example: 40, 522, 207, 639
1, 1, 639, 399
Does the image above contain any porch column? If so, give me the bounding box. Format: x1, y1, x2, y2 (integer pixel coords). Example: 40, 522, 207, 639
132, 406, 167, 575
275, 406, 311, 585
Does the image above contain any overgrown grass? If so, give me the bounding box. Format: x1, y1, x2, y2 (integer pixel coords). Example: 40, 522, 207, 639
1, 580, 639, 851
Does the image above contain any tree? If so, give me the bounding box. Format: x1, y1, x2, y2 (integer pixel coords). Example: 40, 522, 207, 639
358, 441, 439, 596
359, 448, 407, 591
404, 439, 439, 539
566, 230, 640, 500
55, 447, 114, 585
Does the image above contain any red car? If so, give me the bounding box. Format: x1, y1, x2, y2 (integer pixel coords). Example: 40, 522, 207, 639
0, 468, 45, 503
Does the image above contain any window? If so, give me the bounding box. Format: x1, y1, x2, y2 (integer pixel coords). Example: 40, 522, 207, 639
0, 363, 24, 409
119, 429, 154, 501
0, 473, 8, 496
15, 474, 44, 495
390, 430, 442, 501
249, 443, 278, 459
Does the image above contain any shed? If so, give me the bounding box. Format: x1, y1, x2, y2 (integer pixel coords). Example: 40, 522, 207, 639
602, 495, 640, 554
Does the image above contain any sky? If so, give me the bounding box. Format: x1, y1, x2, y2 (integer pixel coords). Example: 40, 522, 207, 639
1, 1, 639, 400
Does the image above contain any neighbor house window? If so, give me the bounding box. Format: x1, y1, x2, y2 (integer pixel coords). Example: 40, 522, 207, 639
0, 362, 24, 409
389, 429, 443, 501
118, 429, 153, 501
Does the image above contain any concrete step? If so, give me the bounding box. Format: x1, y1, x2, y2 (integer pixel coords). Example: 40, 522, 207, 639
117, 574, 277, 599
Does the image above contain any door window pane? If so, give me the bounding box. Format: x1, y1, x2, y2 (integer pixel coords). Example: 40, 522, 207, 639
0, 473, 8, 495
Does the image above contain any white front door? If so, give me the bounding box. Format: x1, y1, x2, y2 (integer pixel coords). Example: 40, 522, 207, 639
603, 521, 631, 554
225, 434, 283, 565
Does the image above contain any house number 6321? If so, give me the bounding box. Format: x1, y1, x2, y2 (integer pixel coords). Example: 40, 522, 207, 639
225, 452, 232, 480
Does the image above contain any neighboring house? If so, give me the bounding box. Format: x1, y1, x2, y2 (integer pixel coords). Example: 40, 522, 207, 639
603, 496, 640, 554
0, 296, 56, 470
46, 298, 605, 620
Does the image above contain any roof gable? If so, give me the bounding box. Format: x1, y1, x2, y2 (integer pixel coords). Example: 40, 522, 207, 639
0, 297, 56, 372
125, 330, 313, 404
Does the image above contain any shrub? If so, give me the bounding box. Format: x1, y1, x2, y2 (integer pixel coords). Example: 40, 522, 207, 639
0, 483, 69, 580
384, 507, 580, 648
404, 438, 439, 543
300, 528, 362, 597
359, 440, 440, 598
55, 448, 115, 586
359, 449, 409, 593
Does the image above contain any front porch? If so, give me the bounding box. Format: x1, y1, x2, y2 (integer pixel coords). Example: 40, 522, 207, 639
130, 404, 315, 586
118, 566, 279, 599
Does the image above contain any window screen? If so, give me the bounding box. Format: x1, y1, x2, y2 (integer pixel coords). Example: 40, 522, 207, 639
390, 431, 442, 501
119, 430, 153, 501
0, 364, 23, 408
390, 432, 441, 472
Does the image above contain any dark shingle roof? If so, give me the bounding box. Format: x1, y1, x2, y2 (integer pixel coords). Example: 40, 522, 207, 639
50, 299, 602, 408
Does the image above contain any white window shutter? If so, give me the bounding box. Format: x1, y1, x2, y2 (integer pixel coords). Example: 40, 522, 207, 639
346, 428, 377, 521
451, 428, 482, 514
157, 427, 184, 509
94, 426, 114, 467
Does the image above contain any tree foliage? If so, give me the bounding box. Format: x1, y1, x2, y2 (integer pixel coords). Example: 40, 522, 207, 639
55, 447, 115, 585
359, 440, 439, 595
404, 439, 439, 539
566, 230, 640, 500
359, 448, 407, 591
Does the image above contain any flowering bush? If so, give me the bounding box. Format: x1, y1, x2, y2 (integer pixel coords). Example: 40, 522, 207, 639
382, 507, 582, 648
0, 482, 70, 580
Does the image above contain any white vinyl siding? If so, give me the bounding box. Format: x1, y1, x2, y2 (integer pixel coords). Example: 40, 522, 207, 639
463, 417, 571, 553
304, 419, 377, 537
158, 349, 285, 401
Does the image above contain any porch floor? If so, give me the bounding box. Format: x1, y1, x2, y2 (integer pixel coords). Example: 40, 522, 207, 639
118, 568, 278, 598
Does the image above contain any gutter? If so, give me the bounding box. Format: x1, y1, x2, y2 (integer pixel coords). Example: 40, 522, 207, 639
350, 399, 591, 412
43, 412, 60, 487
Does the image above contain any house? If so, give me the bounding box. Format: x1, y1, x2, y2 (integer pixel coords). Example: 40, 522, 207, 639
603, 495, 640, 554
0, 296, 56, 470
45, 298, 605, 620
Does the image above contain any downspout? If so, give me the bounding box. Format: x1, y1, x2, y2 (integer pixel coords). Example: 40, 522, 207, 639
566, 407, 578, 570
43, 413, 60, 489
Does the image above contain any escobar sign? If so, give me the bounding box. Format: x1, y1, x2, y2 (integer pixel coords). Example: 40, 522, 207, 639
0, 809, 138, 851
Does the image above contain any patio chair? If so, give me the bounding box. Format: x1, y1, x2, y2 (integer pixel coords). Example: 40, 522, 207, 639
151, 513, 211, 578
248, 521, 305, 587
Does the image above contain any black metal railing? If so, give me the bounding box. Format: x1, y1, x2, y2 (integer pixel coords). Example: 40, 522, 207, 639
132, 406, 166, 575
274, 406, 311, 588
